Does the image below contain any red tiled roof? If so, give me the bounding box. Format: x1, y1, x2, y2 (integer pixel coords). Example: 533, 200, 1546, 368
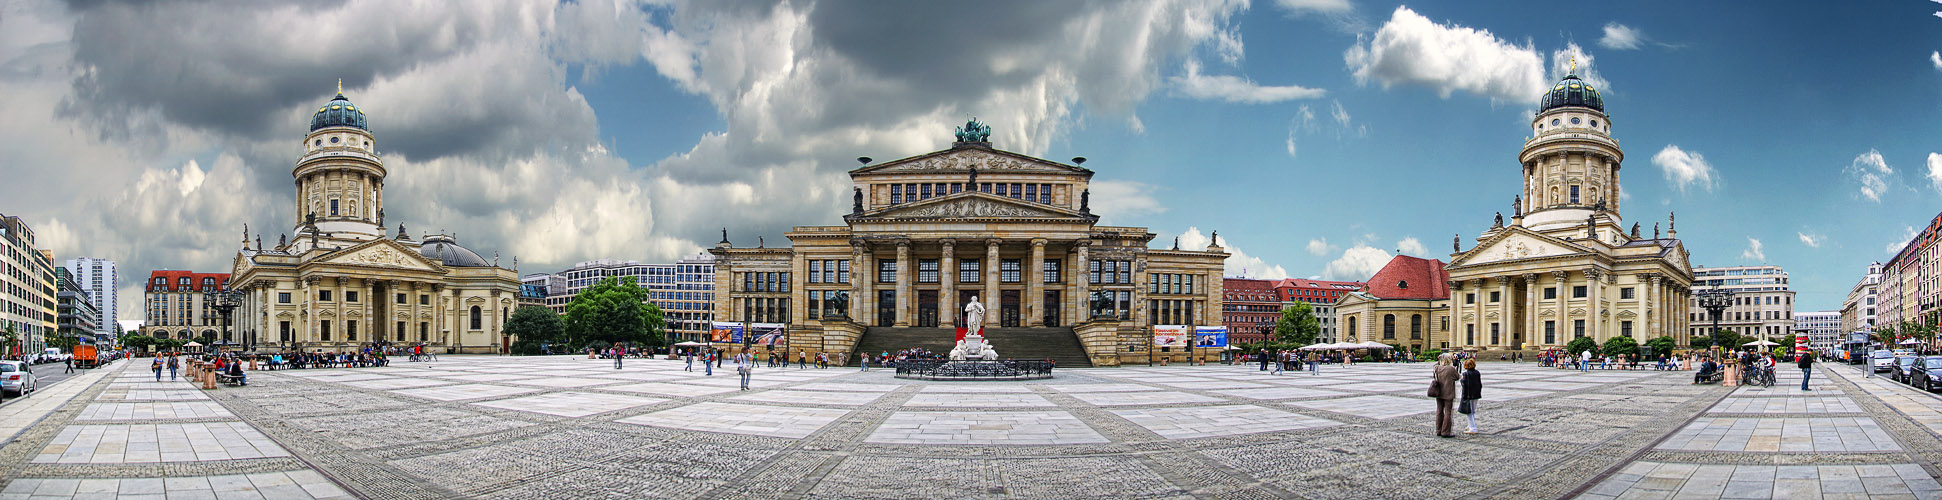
145, 270, 230, 292
1364, 256, 1448, 300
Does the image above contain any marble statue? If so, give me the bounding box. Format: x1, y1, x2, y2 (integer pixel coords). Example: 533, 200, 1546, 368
967, 166, 978, 188
1493, 212, 1503, 228
1453, 234, 1461, 252
1512, 195, 1521, 217
1079, 189, 1091, 213
852, 187, 863, 214
950, 295, 999, 361
1631, 222, 1641, 238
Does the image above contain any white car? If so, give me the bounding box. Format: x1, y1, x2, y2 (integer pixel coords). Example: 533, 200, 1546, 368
0, 360, 37, 396
1873, 350, 1898, 372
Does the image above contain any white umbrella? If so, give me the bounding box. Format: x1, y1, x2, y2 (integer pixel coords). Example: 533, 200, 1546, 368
1329, 342, 1360, 350
182, 341, 203, 348
1359, 341, 1394, 349
1300, 343, 1331, 351
673, 341, 706, 347
1900, 338, 1924, 346
1222, 345, 1244, 351
1741, 340, 1778, 347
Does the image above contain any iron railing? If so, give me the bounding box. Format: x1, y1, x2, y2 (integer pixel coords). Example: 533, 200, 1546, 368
893, 359, 1054, 380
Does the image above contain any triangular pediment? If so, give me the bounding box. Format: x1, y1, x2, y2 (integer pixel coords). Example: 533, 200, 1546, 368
1450, 227, 1590, 268
852, 147, 1093, 175
859, 192, 1085, 220
314, 239, 444, 272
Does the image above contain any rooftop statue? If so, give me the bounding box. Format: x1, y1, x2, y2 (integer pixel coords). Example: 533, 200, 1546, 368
954, 117, 992, 143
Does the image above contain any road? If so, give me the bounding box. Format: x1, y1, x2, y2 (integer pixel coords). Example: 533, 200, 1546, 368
0, 361, 106, 407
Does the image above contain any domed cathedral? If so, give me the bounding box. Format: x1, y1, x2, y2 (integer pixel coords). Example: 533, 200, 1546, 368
710, 119, 1229, 367
1439, 68, 1695, 352
227, 82, 521, 354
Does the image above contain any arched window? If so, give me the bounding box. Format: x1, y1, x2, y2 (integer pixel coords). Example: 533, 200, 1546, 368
1383, 314, 1396, 339
1410, 314, 1423, 340
1346, 316, 1358, 341
470, 306, 483, 330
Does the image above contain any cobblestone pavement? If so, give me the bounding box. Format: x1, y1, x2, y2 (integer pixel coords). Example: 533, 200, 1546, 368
1573, 364, 1942, 500
7, 356, 1942, 499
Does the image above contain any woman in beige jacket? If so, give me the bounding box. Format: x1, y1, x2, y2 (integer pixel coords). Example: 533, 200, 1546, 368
1429, 353, 1459, 438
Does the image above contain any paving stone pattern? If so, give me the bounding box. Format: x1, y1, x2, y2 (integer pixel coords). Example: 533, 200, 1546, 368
12, 356, 1942, 499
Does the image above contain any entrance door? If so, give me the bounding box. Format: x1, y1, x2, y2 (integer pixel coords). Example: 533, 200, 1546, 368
877, 290, 896, 327
1043, 291, 1061, 327
1000, 290, 1021, 327
917, 291, 939, 327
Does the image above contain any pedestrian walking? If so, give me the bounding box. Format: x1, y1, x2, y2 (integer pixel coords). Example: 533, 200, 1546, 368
1579, 350, 1591, 372
1460, 358, 1482, 434
152, 355, 163, 381
1308, 352, 1319, 375
1798, 349, 1815, 391
736, 357, 752, 390
1271, 351, 1284, 375
1430, 353, 1458, 438
704, 352, 714, 376
167, 356, 179, 381
685, 351, 694, 372
1259, 349, 1270, 371
64, 357, 73, 374
612, 344, 624, 370
860, 354, 870, 372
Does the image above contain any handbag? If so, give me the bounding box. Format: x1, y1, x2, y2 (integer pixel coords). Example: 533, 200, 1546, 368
1427, 379, 1444, 399
1458, 399, 1474, 415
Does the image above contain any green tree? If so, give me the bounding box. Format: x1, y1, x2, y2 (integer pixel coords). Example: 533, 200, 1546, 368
120, 334, 156, 353
505, 306, 566, 355
0, 324, 18, 358
1565, 336, 1599, 357
1273, 302, 1322, 347
1601, 335, 1640, 358
1642, 335, 1677, 357
1688, 335, 1713, 350
563, 276, 666, 350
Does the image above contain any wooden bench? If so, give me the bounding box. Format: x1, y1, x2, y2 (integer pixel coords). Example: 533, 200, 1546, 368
1695, 370, 1724, 385
215, 372, 246, 386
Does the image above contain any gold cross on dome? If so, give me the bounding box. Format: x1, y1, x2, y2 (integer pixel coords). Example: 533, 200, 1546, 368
336, 78, 343, 95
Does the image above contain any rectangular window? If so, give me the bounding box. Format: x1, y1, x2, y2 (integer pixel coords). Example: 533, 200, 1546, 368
1117, 262, 1130, 284
330, 199, 339, 216
1466, 324, 1475, 345
279, 321, 291, 342
346, 291, 358, 303
995, 183, 1007, 197
1043, 260, 1062, 283
1574, 319, 1586, 338
347, 320, 358, 341
891, 184, 903, 204
1491, 323, 1500, 344
1544, 320, 1556, 344
278, 293, 292, 304
1544, 287, 1557, 299
319, 290, 332, 302
1465, 293, 1475, 304
879, 260, 897, 283
824, 260, 837, 284
920, 184, 932, 200
809, 261, 822, 283
320, 320, 332, 341
1573, 286, 1588, 298
1183, 275, 1194, 294
420, 295, 429, 305
918, 259, 939, 283
1490, 291, 1501, 303
1010, 183, 1023, 199
396, 293, 407, 304
1090, 260, 1102, 284
1621, 287, 1635, 299
950, 183, 961, 194
1621, 321, 1634, 338
960, 259, 981, 283
1570, 185, 1580, 204
1000, 259, 1021, 283
1025, 184, 1037, 203
1040, 184, 1052, 204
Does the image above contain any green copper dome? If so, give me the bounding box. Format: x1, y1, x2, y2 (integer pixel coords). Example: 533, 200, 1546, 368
1538, 74, 1603, 113
310, 93, 368, 132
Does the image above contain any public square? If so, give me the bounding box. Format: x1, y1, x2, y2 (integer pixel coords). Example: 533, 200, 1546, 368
3, 357, 1941, 499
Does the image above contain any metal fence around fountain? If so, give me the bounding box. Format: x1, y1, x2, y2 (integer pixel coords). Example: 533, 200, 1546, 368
892, 359, 1056, 381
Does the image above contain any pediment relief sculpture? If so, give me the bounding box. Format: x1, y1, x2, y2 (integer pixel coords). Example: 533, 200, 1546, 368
887, 198, 1058, 218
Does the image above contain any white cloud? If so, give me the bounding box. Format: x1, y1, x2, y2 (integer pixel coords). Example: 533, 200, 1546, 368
1177, 227, 1287, 279
1797, 232, 1823, 248
1344, 6, 1548, 104
1395, 237, 1428, 257
1845, 149, 1893, 202
1324, 245, 1390, 281
1550, 43, 1609, 90
1330, 99, 1351, 127
1087, 180, 1168, 223
1652, 145, 1720, 193
1306, 237, 1337, 256
1275, 0, 1354, 14
1889, 225, 1919, 254
1171, 59, 1326, 104
1284, 128, 1298, 158
1599, 22, 1645, 50
1932, 51, 1942, 71
1741, 237, 1765, 262
1926, 152, 1942, 194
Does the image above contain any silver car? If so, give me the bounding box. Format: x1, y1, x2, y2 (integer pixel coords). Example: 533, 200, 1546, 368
0, 360, 37, 396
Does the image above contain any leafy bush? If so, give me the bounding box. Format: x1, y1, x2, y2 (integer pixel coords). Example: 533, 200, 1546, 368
508, 340, 548, 356
1417, 349, 1444, 362
1601, 335, 1640, 358
1564, 337, 1599, 357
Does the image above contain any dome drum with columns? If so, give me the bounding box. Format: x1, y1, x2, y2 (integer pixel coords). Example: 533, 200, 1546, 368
228, 82, 521, 354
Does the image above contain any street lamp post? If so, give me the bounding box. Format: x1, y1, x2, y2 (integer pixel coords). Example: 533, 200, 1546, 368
203, 288, 244, 353
1696, 287, 1735, 353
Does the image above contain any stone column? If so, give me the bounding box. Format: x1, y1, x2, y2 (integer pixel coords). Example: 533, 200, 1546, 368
1585, 269, 1604, 342
1449, 280, 1465, 347
335, 277, 348, 347
1472, 278, 1487, 347
1553, 271, 1570, 341
1074, 242, 1091, 325
984, 239, 1000, 316
1643, 273, 1658, 340
1495, 276, 1514, 347
894, 240, 911, 327
940, 239, 956, 328
1524, 273, 1539, 349
1028, 238, 1046, 327
850, 243, 867, 323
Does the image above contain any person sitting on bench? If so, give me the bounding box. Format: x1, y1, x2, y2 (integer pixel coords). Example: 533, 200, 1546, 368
1693, 357, 1719, 384
220, 361, 247, 386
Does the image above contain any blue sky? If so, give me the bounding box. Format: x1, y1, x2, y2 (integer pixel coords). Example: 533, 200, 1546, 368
1, 0, 1937, 323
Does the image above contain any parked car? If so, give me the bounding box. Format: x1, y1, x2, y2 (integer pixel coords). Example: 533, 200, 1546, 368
1893, 356, 1922, 384
1873, 350, 1898, 373
0, 360, 36, 396
1913, 356, 1942, 392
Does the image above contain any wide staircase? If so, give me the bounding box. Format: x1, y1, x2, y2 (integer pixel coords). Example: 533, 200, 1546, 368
852, 327, 1093, 368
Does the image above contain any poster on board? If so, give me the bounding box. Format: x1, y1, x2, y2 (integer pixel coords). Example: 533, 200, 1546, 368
750, 323, 787, 346
1153, 325, 1189, 348
1194, 326, 1228, 348
709, 322, 743, 343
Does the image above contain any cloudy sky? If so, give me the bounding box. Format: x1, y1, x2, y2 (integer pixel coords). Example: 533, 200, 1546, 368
2, 0, 1937, 327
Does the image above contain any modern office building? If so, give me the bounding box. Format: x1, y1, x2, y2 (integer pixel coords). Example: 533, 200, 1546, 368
1688, 265, 1796, 342
1795, 310, 1840, 353
65, 257, 117, 339
0, 213, 57, 357
1842, 262, 1882, 338
55, 267, 100, 345
535, 253, 717, 342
